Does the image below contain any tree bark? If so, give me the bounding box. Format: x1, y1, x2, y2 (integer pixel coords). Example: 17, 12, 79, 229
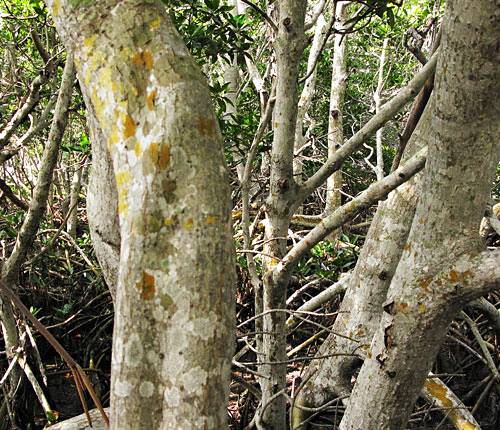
340, 1, 500, 428
45, 1, 236, 428
258, 1, 307, 428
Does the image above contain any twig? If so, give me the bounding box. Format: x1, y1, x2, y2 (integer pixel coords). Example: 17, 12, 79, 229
0, 278, 109, 428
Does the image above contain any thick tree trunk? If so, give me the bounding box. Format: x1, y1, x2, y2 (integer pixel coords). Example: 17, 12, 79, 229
340, 1, 500, 428
45, 1, 236, 428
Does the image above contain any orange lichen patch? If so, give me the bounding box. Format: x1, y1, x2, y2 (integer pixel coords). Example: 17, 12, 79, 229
404, 242, 411, 251
395, 302, 409, 312
417, 276, 432, 292
159, 144, 170, 169
147, 90, 157, 110
184, 218, 194, 231
206, 215, 216, 225
197, 115, 214, 137
449, 269, 472, 282
460, 424, 478, 430
423, 379, 479, 429
132, 51, 154, 70
136, 271, 155, 300
424, 379, 453, 408
123, 114, 136, 139
418, 219, 424, 224
356, 330, 365, 336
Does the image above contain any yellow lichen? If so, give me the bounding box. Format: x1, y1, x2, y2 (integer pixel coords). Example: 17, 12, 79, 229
148, 142, 159, 164
419, 304, 426, 313
52, 0, 60, 17
108, 127, 120, 151
150, 17, 161, 30
206, 216, 216, 225
91, 88, 105, 123
118, 188, 129, 217
83, 34, 96, 49
134, 142, 142, 158
165, 217, 176, 226
116, 171, 132, 189
184, 218, 194, 231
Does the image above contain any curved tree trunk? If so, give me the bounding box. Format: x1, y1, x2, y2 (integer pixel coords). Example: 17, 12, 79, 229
45, 1, 236, 428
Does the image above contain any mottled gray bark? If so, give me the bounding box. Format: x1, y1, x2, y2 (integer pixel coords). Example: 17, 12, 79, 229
45, 1, 236, 428
325, 2, 349, 218
86, 111, 120, 301
339, 1, 500, 428
258, 1, 307, 428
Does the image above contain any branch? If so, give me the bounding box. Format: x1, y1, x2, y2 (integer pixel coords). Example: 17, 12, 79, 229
422, 374, 481, 430
239, 0, 278, 33
0, 177, 28, 211
295, 50, 438, 210
0, 56, 59, 150
280, 147, 428, 276
2, 55, 75, 283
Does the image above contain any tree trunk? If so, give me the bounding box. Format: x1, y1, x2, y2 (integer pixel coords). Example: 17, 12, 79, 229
45, 1, 236, 428
259, 1, 307, 428
340, 1, 500, 428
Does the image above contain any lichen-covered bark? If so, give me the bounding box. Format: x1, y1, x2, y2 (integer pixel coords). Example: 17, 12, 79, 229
340, 1, 500, 428
86, 110, 120, 301
45, 1, 235, 428
259, 1, 307, 428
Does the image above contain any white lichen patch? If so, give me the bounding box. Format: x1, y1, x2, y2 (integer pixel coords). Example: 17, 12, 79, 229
152, 305, 164, 322
193, 314, 217, 341
164, 386, 180, 407
115, 380, 133, 397
139, 380, 154, 397
125, 333, 144, 367
113, 336, 123, 364
181, 366, 208, 395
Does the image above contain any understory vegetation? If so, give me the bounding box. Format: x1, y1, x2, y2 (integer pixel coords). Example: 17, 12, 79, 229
1, 0, 499, 429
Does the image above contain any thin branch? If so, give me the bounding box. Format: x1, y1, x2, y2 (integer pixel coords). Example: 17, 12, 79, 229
296, 50, 438, 209
239, 0, 278, 33
0, 278, 109, 428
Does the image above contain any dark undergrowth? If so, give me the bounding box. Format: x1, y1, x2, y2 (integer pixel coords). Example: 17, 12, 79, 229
0, 208, 499, 429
